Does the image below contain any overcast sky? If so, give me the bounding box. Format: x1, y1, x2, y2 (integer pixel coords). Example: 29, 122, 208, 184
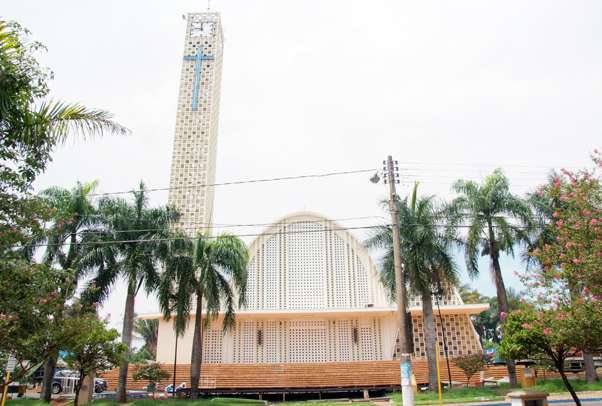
4, 1, 601, 335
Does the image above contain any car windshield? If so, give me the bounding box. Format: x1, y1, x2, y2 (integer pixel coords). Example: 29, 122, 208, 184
55, 370, 76, 377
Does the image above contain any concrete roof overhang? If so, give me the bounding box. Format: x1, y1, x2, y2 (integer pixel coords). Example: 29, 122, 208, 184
138, 303, 489, 320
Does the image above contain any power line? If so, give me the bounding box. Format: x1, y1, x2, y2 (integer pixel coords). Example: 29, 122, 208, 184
87, 168, 377, 197
22, 224, 391, 249
397, 161, 583, 170
39, 213, 542, 239
44, 216, 386, 237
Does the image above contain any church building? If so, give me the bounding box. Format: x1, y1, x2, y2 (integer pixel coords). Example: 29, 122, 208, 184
146, 212, 487, 386
128, 11, 489, 391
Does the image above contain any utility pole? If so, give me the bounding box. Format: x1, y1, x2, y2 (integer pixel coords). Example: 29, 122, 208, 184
384, 155, 415, 406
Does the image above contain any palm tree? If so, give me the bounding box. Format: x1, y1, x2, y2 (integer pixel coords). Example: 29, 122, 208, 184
134, 318, 159, 359
35, 181, 103, 401
158, 233, 248, 400
448, 169, 531, 386
79, 182, 178, 403
366, 183, 458, 391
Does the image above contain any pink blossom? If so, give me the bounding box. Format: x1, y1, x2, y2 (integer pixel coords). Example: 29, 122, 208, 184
543, 328, 552, 335
500, 312, 507, 321
572, 259, 582, 265
521, 323, 533, 331
591, 219, 598, 225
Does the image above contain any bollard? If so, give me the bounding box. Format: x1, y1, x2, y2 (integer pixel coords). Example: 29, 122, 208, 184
521, 368, 536, 388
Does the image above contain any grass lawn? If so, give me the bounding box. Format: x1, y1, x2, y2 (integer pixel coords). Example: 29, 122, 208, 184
390, 378, 602, 405
390, 387, 506, 405
533, 378, 602, 393
7, 379, 602, 406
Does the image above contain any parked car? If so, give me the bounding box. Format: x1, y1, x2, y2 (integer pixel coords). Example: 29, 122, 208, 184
47, 370, 107, 394
32, 367, 107, 394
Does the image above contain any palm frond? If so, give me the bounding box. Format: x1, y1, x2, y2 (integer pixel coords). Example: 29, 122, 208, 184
30, 100, 129, 144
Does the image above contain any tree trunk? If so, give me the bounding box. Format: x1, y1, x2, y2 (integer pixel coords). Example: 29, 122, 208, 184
40, 354, 57, 402
73, 371, 84, 406
583, 352, 598, 383
491, 254, 518, 386
190, 291, 204, 400
116, 285, 136, 403
421, 290, 439, 391
487, 226, 517, 387
557, 362, 581, 406
149, 340, 158, 360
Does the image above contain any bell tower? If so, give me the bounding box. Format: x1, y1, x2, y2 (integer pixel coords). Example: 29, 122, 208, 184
167, 12, 223, 235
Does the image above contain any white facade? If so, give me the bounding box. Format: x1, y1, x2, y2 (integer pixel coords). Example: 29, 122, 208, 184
153, 213, 485, 365
167, 12, 223, 235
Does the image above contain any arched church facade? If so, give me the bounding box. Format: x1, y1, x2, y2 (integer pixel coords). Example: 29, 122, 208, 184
152, 212, 486, 366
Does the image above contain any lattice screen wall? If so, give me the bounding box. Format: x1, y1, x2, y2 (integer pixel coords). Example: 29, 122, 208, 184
410, 314, 480, 359
202, 327, 223, 363
231, 318, 384, 363
244, 215, 384, 311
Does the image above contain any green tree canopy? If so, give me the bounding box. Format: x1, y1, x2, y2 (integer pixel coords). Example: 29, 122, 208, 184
0, 21, 128, 247
63, 316, 125, 406
500, 303, 602, 406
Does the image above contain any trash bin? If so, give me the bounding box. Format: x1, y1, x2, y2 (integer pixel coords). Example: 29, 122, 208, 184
521, 367, 536, 388
507, 390, 548, 406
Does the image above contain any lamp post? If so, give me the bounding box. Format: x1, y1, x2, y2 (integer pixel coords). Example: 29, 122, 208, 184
172, 333, 178, 398
372, 156, 415, 406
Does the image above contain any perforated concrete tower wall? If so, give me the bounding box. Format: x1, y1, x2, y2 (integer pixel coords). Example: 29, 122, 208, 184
167, 12, 223, 235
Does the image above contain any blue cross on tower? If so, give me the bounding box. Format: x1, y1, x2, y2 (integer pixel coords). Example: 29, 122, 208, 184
183, 47, 214, 111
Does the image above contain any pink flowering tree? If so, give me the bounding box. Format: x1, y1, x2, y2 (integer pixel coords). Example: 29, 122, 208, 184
529, 151, 602, 296
499, 302, 602, 406
502, 152, 602, 405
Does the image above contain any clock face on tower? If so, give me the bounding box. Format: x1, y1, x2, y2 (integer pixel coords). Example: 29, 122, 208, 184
191, 18, 214, 37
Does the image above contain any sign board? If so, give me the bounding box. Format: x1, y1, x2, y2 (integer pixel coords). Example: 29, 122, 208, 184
5, 356, 17, 373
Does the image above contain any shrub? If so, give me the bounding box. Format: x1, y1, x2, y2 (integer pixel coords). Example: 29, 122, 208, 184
133, 362, 170, 396
455, 353, 485, 387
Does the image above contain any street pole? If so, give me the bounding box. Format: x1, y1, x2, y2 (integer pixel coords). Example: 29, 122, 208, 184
385, 155, 415, 406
